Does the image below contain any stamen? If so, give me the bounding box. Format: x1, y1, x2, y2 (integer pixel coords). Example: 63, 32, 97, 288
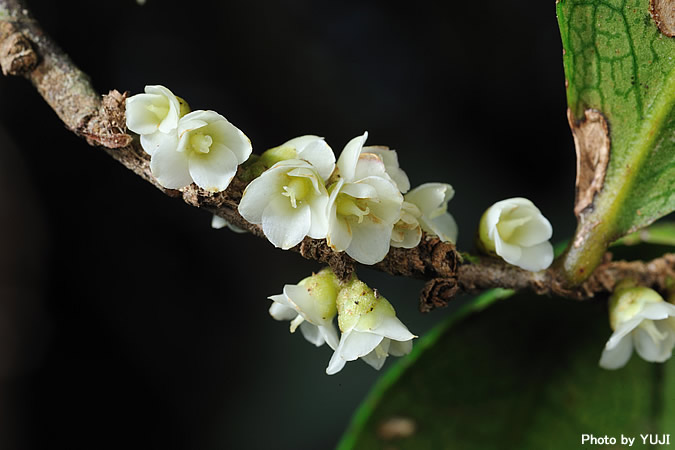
639, 320, 667, 343
281, 178, 310, 208
336, 196, 370, 223
289, 315, 305, 333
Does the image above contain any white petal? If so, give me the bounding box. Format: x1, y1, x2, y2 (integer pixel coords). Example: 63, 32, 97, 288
606, 317, 644, 349
126, 93, 164, 135
320, 323, 340, 350
204, 114, 252, 163
211, 215, 227, 229
238, 167, 287, 223
353, 153, 387, 181
299, 321, 325, 347
347, 220, 393, 265
282, 135, 322, 150
371, 316, 416, 341
365, 147, 410, 193
269, 302, 298, 321
510, 213, 553, 247
337, 132, 368, 182
283, 284, 323, 324
150, 141, 192, 189
261, 198, 311, 249
339, 330, 384, 360
494, 233, 522, 261
361, 340, 391, 370
633, 323, 675, 363
340, 182, 378, 199
326, 350, 347, 375
145, 85, 182, 133
422, 212, 458, 243
297, 139, 336, 181
307, 194, 329, 239
513, 241, 554, 272
388, 339, 413, 357
638, 302, 675, 321
405, 183, 454, 216
599, 334, 634, 369
327, 215, 352, 252
188, 143, 238, 192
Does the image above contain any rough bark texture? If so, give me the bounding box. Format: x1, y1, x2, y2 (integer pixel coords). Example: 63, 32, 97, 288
2, 0, 674, 312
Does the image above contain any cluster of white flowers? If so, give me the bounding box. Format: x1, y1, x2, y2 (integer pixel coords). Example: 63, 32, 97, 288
239, 132, 458, 265
268, 268, 416, 375
126, 85, 252, 193
600, 281, 675, 370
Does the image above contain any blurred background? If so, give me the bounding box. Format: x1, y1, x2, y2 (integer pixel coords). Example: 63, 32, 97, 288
0, 0, 576, 448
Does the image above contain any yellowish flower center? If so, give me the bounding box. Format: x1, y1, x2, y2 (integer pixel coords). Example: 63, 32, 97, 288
282, 177, 312, 208
190, 133, 213, 154
336, 195, 370, 223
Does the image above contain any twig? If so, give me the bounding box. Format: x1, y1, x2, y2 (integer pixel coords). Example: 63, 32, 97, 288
1, 0, 673, 311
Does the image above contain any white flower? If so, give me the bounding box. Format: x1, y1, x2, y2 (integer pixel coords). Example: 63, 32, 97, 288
260, 135, 336, 181
326, 132, 403, 265
390, 201, 423, 249
238, 159, 330, 249
404, 183, 458, 243
211, 215, 247, 234
269, 269, 340, 349
326, 278, 415, 375
600, 284, 675, 370
149, 110, 252, 192
478, 197, 553, 272
125, 85, 190, 155
364, 146, 410, 193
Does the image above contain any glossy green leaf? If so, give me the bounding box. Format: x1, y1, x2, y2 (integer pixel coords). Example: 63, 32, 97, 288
557, 0, 675, 283
338, 292, 675, 450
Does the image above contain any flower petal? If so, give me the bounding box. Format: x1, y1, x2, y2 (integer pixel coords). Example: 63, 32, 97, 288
269, 302, 298, 321
422, 212, 458, 243
297, 138, 335, 181
337, 132, 368, 182
339, 330, 384, 360
361, 339, 391, 370
299, 321, 325, 347
320, 323, 340, 350
599, 334, 633, 369
388, 339, 413, 357
513, 241, 554, 272
262, 197, 311, 249
365, 147, 410, 193
188, 143, 238, 192
633, 327, 671, 362
371, 316, 416, 341
347, 220, 393, 265
150, 140, 192, 189
238, 166, 287, 223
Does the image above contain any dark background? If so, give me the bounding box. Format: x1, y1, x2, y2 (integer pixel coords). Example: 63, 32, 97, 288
0, 1, 576, 449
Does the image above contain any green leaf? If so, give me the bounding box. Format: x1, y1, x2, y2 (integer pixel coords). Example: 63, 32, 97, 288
338, 291, 675, 449
557, 0, 675, 283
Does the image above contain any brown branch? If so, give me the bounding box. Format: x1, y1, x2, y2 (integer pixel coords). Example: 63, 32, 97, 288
2, 0, 674, 312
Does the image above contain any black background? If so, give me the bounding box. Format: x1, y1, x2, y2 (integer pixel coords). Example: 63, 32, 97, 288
0, 1, 576, 449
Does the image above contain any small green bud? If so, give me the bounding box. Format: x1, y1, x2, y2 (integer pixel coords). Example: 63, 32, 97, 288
336, 278, 396, 332
259, 145, 298, 168
298, 268, 341, 321
608, 282, 664, 331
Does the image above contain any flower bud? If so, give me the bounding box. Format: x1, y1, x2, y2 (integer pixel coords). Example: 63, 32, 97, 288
600, 281, 675, 370
326, 277, 415, 375
477, 197, 553, 272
